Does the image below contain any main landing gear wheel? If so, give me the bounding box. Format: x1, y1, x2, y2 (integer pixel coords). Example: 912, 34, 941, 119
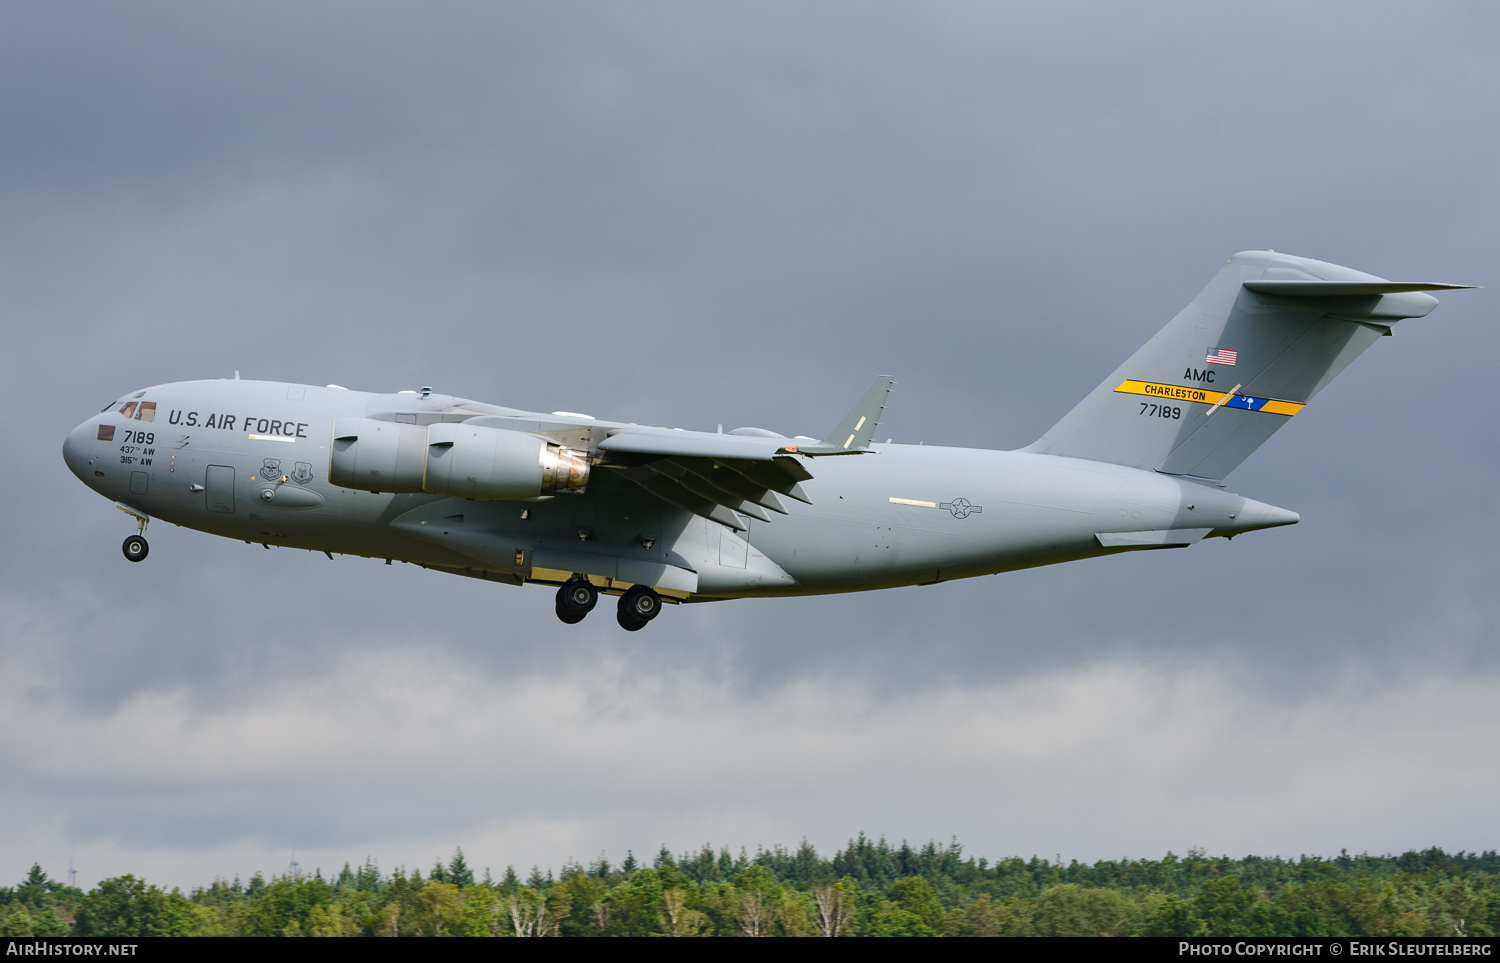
555, 578, 599, 624
122, 535, 149, 562
616, 585, 662, 632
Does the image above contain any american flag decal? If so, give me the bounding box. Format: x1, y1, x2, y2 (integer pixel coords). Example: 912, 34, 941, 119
1205, 347, 1238, 366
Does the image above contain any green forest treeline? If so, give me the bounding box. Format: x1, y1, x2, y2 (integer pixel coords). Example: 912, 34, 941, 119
3, 838, 1497, 937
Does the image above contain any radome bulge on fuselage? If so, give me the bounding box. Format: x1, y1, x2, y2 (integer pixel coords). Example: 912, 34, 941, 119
63, 251, 1470, 631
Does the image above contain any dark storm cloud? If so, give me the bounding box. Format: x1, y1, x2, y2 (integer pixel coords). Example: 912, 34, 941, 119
3, 2, 1497, 887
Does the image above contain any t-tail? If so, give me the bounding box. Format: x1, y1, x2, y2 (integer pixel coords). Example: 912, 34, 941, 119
1025, 250, 1472, 481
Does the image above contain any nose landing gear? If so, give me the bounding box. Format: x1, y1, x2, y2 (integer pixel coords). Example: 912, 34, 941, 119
122, 534, 149, 562
119, 505, 150, 562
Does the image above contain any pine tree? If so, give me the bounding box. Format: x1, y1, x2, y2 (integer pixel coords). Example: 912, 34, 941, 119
447, 849, 474, 888
354, 857, 381, 893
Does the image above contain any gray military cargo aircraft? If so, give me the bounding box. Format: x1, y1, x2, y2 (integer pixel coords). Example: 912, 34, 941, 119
64, 251, 1471, 630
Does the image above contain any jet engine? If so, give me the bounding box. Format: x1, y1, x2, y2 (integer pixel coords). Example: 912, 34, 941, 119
329, 418, 589, 499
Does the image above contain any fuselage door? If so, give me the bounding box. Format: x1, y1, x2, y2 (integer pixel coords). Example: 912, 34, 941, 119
206, 465, 235, 513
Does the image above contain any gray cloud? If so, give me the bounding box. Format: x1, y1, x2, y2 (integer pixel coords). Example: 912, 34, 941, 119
3, 1, 1497, 889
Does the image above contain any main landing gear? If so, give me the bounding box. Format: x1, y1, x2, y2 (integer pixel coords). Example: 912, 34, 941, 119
555, 578, 599, 624
616, 584, 662, 632
553, 578, 663, 631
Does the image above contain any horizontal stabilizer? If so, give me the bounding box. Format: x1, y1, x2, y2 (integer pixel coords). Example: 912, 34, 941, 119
1243, 280, 1475, 297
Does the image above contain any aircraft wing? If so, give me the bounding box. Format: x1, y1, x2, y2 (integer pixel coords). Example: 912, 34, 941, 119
596, 376, 891, 531
603, 448, 812, 533
597, 427, 799, 460
596, 428, 816, 532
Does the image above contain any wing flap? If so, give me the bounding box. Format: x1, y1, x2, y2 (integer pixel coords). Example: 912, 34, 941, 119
674, 457, 790, 514
714, 457, 813, 503
648, 460, 773, 523
607, 466, 748, 531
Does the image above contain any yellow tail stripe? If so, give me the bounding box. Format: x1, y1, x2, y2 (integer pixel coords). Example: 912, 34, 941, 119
1114, 380, 1305, 416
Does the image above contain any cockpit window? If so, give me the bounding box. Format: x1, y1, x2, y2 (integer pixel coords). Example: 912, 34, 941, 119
135, 401, 156, 422
119, 402, 137, 419
101, 402, 122, 413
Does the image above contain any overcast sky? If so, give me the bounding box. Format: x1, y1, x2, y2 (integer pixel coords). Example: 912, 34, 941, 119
3, 1, 1497, 890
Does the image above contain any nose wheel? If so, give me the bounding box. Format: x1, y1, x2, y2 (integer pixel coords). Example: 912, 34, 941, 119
119, 507, 151, 562
555, 578, 599, 624
122, 534, 149, 562
616, 585, 662, 632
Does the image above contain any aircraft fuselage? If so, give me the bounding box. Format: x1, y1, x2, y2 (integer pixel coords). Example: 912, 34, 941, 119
63, 378, 1295, 606
65, 252, 1471, 629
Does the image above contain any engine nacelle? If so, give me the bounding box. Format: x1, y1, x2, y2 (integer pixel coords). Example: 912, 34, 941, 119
329, 419, 428, 492
329, 418, 589, 499
423, 422, 589, 499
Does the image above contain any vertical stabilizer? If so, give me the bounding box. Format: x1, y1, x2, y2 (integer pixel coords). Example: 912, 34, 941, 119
1024, 251, 1467, 480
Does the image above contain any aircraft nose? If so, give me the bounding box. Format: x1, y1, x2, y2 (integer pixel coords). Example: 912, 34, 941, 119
62, 420, 94, 481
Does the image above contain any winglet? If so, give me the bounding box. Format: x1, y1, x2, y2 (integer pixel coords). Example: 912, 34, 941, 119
800, 375, 894, 456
